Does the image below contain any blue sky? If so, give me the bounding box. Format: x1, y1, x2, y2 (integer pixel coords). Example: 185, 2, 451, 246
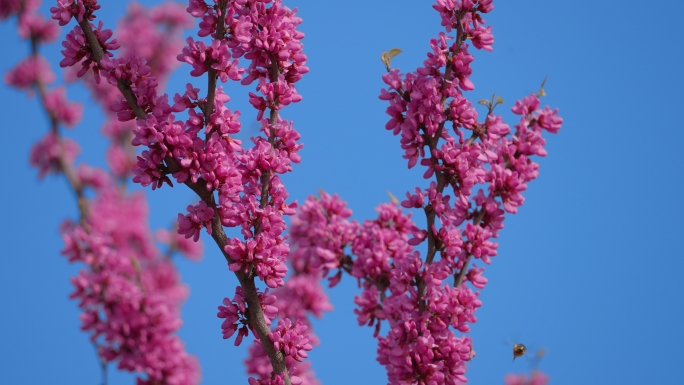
1, 1, 683, 384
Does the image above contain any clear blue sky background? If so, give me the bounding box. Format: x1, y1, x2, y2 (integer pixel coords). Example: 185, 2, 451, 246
1, 1, 682, 384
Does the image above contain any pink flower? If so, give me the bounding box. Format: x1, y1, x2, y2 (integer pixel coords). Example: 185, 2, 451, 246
177, 37, 244, 82
537, 106, 563, 133
29, 131, 80, 178
131, 149, 173, 190
275, 274, 333, 320
217, 288, 248, 343
268, 319, 313, 362
504, 371, 550, 385
217, 287, 277, 345
0, 0, 39, 20
4, 54, 55, 91
466, 264, 488, 289
149, 1, 194, 30
59, 22, 119, 82
102, 56, 166, 121
470, 25, 494, 51
177, 201, 215, 242
511, 93, 541, 116
18, 13, 60, 43
60, 189, 200, 385
105, 144, 134, 178
43, 86, 83, 128
186, 0, 209, 18
226, 235, 289, 289
50, 0, 100, 26
75, 164, 111, 190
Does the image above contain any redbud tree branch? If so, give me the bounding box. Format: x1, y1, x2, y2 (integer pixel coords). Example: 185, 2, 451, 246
415, 14, 465, 312
31, 37, 88, 227
204, 0, 228, 130
28, 28, 106, 384
78, 11, 292, 384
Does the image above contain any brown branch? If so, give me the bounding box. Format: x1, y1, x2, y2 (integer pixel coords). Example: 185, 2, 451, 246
29, 30, 105, 381
204, 0, 228, 131
246, 54, 292, 383
417, 16, 464, 312
79, 18, 146, 121
31, 37, 89, 228
78, 9, 292, 384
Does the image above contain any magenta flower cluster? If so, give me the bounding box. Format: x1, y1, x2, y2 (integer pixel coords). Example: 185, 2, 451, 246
178, 201, 215, 242
505, 371, 550, 385
218, 286, 278, 345
61, 187, 200, 385
241, 192, 347, 385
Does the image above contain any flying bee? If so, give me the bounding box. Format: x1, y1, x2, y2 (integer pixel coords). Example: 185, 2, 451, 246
505, 336, 541, 363
512, 343, 527, 361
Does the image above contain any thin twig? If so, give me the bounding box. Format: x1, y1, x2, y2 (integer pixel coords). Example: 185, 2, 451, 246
30, 30, 103, 382
417, 15, 464, 312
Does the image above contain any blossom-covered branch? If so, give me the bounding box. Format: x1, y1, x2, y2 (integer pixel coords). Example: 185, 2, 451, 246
281, 1, 563, 384
50, 1, 310, 383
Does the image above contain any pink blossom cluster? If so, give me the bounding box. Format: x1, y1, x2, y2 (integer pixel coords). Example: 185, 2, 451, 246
71, 1, 191, 110
178, 201, 215, 242
2, 2, 84, 179
178, 37, 243, 81
243, 193, 349, 385
0, 0, 39, 21
116, 0, 306, 303
268, 319, 312, 362
61, 186, 201, 385
29, 130, 80, 178
4, 54, 55, 91
18, 11, 59, 42
156, 1, 307, 297
117, 2, 194, 81
218, 287, 278, 345
288, 192, 358, 280
43, 86, 84, 127
242, 317, 312, 385
55, 1, 193, 180
59, 21, 119, 81
4, 57, 83, 158
290, 195, 479, 383
504, 371, 550, 385
50, 0, 99, 26
4, 1, 202, 383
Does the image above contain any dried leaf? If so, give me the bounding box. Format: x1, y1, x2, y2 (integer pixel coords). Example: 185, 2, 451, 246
381, 51, 391, 71
388, 48, 403, 59
537, 76, 548, 97
387, 190, 399, 205
381, 48, 402, 71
